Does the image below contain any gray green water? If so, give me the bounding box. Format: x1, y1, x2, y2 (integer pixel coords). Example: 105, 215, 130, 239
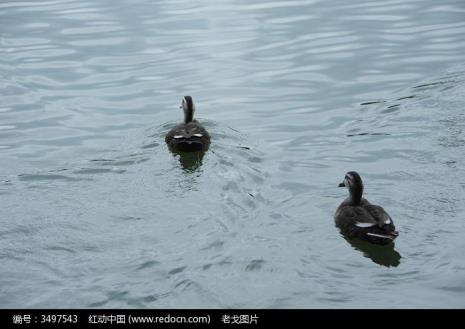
1, 0, 465, 308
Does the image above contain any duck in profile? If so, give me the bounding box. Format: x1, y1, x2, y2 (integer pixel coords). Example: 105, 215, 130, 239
334, 171, 398, 245
165, 96, 211, 152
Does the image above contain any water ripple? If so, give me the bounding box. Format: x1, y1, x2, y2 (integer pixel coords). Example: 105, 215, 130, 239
1, 0, 465, 308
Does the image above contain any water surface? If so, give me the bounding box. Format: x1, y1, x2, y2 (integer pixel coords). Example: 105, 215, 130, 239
1, 0, 465, 307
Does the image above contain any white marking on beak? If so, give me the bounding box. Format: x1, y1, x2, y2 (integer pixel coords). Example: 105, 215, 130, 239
384, 219, 391, 225
355, 222, 376, 228
193, 133, 203, 137
173, 135, 184, 139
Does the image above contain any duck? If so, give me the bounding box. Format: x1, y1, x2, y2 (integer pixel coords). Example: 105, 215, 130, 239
165, 96, 211, 152
334, 171, 398, 245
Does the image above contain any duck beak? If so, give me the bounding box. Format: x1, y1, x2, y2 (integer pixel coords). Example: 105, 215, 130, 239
338, 182, 345, 187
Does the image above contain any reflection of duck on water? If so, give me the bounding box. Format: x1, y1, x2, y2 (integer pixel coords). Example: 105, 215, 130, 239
176, 151, 205, 172
165, 96, 211, 152
343, 236, 401, 267
335, 171, 399, 245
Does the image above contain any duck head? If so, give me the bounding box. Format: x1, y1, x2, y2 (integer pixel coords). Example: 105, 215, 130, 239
181, 96, 195, 123
339, 171, 364, 205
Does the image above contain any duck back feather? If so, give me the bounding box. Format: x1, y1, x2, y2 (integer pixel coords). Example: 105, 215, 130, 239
165, 121, 210, 152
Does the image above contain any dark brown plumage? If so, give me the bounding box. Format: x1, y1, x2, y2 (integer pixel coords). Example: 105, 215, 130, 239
165, 96, 210, 152
334, 171, 398, 245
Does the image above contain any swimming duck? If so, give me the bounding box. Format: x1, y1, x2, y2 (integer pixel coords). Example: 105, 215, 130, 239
165, 96, 211, 152
334, 171, 398, 245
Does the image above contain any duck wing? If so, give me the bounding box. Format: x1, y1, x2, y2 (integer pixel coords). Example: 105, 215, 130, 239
166, 122, 210, 141
165, 121, 211, 152
184, 122, 210, 139
335, 205, 378, 228
165, 123, 186, 143
363, 204, 394, 228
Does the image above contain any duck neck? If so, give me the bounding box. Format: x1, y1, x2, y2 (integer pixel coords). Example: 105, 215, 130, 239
184, 108, 194, 124
348, 186, 363, 205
